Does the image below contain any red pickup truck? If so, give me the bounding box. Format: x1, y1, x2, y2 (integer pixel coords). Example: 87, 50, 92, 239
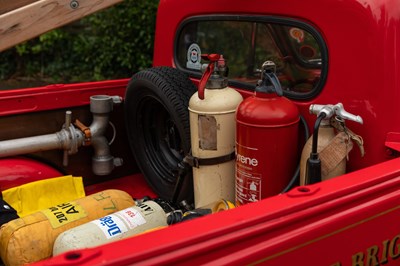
1, 0, 400, 265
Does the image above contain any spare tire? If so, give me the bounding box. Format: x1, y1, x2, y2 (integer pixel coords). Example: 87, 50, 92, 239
124, 67, 197, 203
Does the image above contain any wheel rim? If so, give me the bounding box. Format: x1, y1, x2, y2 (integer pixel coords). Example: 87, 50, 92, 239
138, 96, 185, 184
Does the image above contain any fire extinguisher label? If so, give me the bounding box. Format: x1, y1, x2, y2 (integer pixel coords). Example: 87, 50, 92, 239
236, 168, 261, 204
93, 214, 128, 239
92, 207, 147, 239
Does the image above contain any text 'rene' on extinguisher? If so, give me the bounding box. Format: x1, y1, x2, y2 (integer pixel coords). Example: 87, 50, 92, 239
235, 61, 302, 206
303, 103, 364, 184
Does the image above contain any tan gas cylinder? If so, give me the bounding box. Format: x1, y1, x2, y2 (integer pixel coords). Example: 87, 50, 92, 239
53, 200, 172, 255
299, 103, 363, 185
189, 54, 243, 208
0, 189, 135, 266
299, 125, 345, 185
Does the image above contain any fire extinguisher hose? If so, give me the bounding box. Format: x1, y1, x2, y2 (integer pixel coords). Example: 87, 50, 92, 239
305, 112, 327, 184
281, 114, 309, 193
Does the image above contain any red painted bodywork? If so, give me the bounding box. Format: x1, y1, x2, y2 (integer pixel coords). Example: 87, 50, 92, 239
3, 0, 400, 265
153, 0, 400, 172
0, 79, 128, 116
0, 157, 63, 190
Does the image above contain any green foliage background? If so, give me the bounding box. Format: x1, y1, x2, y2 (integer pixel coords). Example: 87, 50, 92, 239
0, 0, 159, 83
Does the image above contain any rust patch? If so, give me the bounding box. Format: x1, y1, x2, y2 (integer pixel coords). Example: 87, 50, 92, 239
198, 115, 218, 150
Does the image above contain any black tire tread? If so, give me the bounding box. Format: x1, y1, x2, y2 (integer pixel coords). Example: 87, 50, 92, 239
125, 67, 197, 202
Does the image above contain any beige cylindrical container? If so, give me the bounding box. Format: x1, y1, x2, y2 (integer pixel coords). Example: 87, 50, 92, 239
0, 189, 135, 266
53, 200, 170, 256
300, 125, 340, 185
300, 103, 363, 185
299, 125, 354, 185
189, 87, 243, 208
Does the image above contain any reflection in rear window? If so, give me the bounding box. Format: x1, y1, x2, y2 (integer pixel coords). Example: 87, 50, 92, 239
176, 17, 327, 99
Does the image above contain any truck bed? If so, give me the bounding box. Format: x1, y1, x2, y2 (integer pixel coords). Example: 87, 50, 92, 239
1, 0, 400, 264
0, 80, 397, 265
41, 156, 400, 266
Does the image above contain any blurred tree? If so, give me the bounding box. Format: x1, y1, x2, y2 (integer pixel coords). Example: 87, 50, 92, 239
0, 0, 159, 83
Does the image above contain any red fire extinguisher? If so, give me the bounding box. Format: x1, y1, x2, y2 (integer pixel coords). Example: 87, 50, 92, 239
235, 61, 300, 206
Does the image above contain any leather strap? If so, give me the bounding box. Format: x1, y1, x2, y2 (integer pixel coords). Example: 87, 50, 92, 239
319, 132, 353, 177
330, 117, 365, 157
183, 152, 236, 168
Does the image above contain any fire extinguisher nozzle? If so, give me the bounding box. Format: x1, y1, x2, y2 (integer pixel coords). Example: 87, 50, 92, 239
309, 152, 319, 160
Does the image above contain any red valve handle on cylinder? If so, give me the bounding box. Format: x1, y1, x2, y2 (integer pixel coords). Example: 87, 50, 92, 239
198, 54, 220, 100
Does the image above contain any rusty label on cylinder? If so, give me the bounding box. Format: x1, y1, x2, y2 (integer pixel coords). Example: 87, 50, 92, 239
198, 115, 217, 150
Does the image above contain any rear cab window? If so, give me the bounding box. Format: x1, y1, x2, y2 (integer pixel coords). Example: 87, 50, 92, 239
175, 16, 327, 100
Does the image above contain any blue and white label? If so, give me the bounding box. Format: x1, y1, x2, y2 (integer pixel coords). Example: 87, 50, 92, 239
186, 43, 202, 70
92, 207, 148, 239
92, 214, 128, 239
